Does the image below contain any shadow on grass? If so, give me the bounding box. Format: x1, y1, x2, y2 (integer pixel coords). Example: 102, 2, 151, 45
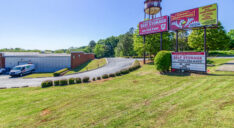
71, 60, 92, 73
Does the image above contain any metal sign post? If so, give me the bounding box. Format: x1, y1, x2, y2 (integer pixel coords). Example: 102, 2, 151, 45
204, 26, 207, 73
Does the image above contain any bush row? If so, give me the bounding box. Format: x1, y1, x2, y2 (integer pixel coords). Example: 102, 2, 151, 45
41, 77, 88, 88
42, 60, 141, 88
53, 68, 69, 77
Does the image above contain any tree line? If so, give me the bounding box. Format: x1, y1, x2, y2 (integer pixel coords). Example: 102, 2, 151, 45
1, 22, 233, 57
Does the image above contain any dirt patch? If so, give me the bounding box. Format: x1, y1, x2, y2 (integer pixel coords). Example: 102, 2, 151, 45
95, 78, 113, 83
40, 109, 51, 116
219, 99, 234, 109
133, 80, 138, 84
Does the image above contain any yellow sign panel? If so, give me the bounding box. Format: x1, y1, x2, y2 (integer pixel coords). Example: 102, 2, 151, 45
199, 4, 218, 26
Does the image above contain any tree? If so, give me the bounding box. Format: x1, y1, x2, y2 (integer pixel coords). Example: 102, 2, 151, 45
188, 22, 231, 51
115, 28, 135, 56
228, 29, 234, 49
174, 30, 190, 51
94, 44, 105, 58
133, 25, 173, 57
88, 40, 96, 49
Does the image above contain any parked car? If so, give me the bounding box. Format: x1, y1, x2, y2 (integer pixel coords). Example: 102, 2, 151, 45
0, 68, 6, 74
9, 64, 35, 77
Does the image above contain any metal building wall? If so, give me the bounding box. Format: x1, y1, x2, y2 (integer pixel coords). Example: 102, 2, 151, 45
5, 56, 71, 72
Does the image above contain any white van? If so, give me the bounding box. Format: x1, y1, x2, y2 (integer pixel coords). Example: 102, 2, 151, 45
9, 64, 35, 77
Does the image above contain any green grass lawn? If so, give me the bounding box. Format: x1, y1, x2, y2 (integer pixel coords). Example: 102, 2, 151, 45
0, 58, 233, 128
23, 73, 54, 78
65, 58, 107, 75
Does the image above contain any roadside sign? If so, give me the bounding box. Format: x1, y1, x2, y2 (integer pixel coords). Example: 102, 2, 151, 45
171, 52, 206, 72
139, 16, 169, 35
170, 4, 218, 31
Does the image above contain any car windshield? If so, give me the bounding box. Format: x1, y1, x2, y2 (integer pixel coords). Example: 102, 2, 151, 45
12, 67, 22, 70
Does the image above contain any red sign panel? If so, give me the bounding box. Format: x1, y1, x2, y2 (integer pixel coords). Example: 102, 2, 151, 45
172, 52, 206, 72
139, 16, 169, 35
170, 4, 218, 30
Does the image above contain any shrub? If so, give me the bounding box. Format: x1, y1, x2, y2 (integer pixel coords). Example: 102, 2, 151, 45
102, 74, 109, 79
109, 73, 116, 77
120, 69, 130, 75
82, 77, 90, 83
92, 77, 96, 81
154, 51, 172, 73
60, 79, 68, 86
97, 77, 101, 80
41, 80, 53, 88
69, 78, 75, 85
115, 72, 121, 76
54, 80, 60, 86
53, 68, 69, 77
76, 78, 82, 84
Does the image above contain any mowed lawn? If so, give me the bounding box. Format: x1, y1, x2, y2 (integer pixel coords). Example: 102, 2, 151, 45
0, 58, 233, 128
23, 73, 54, 78
65, 58, 107, 75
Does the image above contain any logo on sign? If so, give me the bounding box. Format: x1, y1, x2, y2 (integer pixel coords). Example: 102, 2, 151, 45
161, 24, 166, 30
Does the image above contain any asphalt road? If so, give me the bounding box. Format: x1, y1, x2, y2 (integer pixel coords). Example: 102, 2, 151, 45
0, 58, 135, 89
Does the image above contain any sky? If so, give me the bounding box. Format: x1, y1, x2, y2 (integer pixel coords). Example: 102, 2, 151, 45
0, 0, 233, 50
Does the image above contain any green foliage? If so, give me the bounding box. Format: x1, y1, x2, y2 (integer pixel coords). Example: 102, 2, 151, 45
53, 68, 69, 77
228, 29, 234, 49
92, 77, 96, 81
69, 78, 75, 85
0, 48, 41, 52
82, 77, 90, 83
129, 60, 141, 71
97, 77, 101, 80
76, 78, 82, 84
154, 51, 172, 72
188, 22, 231, 51
41, 80, 53, 88
115, 28, 135, 57
133, 25, 173, 57
94, 44, 105, 58
109, 73, 116, 77
60, 79, 68, 86
102, 74, 109, 79
54, 80, 60, 86
120, 69, 130, 75
115, 72, 121, 76
209, 50, 234, 56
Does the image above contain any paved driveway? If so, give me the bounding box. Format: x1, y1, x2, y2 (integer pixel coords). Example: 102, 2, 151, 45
0, 58, 135, 88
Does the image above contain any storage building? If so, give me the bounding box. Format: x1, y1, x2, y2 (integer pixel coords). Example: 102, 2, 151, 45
0, 52, 95, 73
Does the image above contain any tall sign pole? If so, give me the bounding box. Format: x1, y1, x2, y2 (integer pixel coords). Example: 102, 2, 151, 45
204, 26, 207, 73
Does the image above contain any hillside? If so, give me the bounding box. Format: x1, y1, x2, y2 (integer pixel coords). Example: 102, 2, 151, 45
0, 58, 233, 128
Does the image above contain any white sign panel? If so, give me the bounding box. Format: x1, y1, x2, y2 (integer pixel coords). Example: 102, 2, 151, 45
172, 52, 206, 72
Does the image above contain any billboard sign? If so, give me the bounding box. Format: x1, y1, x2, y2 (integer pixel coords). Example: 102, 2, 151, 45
171, 52, 206, 72
170, 4, 218, 31
139, 16, 169, 35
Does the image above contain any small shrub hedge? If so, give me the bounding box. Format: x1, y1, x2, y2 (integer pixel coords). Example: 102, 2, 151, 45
120, 69, 130, 75
92, 77, 96, 81
41, 80, 53, 88
53, 68, 69, 77
97, 77, 101, 80
115, 72, 121, 76
83, 77, 90, 83
109, 73, 116, 77
54, 80, 60, 86
69, 78, 75, 84
76, 78, 82, 84
154, 51, 171, 73
60, 79, 68, 86
102, 74, 109, 79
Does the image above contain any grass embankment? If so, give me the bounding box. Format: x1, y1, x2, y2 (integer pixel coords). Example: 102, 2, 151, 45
209, 50, 234, 57
0, 58, 233, 128
23, 73, 54, 78
65, 58, 107, 75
